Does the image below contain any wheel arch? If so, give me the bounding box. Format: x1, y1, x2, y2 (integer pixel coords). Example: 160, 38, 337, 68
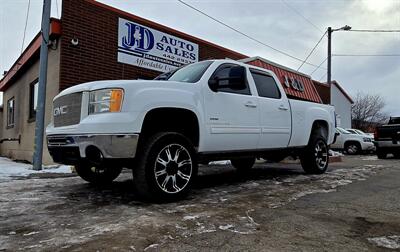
140, 107, 200, 147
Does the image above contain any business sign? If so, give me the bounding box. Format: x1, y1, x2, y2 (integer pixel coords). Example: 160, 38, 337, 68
283, 75, 305, 92
118, 18, 199, 73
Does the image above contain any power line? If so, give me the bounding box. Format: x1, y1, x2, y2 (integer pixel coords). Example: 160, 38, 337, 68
280, 0, 323, 33
21, 0, 31, 54
318, 72, 327, 82
310, 57, 327, 75
333, 54, 400, 57
297, 31, 326, 71
348, 29, 400, 33
177, 0, 324, 68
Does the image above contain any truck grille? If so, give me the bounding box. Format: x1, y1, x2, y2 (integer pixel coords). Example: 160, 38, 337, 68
53, 93, 82, 127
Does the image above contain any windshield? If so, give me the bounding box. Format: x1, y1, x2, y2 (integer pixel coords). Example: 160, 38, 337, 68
167, 61, 213, 83
355, 129, 366, 135
337, 127, 351, 134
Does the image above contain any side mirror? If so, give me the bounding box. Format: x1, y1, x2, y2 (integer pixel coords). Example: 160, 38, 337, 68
208, 66, 247, 92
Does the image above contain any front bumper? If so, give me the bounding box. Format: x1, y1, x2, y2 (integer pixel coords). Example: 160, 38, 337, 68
47, 134, 139, 164
361, 141, 376, 151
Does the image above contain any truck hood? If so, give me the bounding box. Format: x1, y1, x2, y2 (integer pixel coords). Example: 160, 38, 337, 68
54, 79, 194, 100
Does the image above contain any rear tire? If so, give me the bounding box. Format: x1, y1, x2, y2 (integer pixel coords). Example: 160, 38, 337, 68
393, 152, 400, 159
75, 163, 122, 184
301, 134, 329, 174
132, 132, 197, 202
231, 158, 255, 172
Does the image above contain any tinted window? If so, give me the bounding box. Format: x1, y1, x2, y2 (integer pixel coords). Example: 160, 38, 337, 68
250, 70, 281, 99
168, 61, 213, 83
210, 64, 250, 95
389, 117, 400, 124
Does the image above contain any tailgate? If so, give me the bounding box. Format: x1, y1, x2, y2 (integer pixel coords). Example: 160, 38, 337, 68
377, 125, 400, 140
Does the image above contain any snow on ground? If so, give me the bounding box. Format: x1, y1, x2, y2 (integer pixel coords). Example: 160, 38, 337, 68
0, 157, 72, 181
367, 235, 400, 249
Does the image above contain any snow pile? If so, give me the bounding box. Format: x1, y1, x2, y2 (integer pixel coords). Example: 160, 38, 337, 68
368, 235, 400, 249
329, 150, 344, 157
208, 160, 231, 165
0, 157, 72, 181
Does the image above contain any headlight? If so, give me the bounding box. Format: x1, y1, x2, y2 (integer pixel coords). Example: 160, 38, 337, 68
88, 89, 124, 114
363, 137, 372, 142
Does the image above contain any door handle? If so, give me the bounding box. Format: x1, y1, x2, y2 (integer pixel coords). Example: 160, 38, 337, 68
278, 105, 289, 111
245, 102, 257, 108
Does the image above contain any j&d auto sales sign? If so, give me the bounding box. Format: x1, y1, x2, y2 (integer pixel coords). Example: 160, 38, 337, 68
118, 18, 199, 72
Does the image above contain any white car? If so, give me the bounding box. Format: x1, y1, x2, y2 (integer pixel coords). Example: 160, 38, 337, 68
46, 59, 336, 201
331, 127, 375, 154
346, 128, 374, 140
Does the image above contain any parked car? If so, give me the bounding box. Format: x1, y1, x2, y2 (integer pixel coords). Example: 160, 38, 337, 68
345, 128, 374, 140
374, 116, 400, 159
331, 127, 375, 154
46, 59, 336, 201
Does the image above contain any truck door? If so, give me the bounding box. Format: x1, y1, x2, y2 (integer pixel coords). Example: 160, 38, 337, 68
249, 69, 291, 149
202, 63, 260, 152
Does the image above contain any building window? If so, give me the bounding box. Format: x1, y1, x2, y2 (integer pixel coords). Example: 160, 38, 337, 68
7, 97, 15, 128
29, 79, 39, 120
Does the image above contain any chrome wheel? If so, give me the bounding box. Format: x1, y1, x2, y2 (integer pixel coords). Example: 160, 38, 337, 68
346, 144, 359, 154
314, 140, 328, 170
154, 144, 192, 194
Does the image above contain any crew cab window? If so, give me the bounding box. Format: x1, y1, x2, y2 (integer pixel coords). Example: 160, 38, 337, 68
167, 61, 213, 83
250, 70, 281, 99
209, 64, 251, 95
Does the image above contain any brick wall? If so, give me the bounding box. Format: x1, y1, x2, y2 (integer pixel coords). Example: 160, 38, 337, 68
60, 0, 247, 91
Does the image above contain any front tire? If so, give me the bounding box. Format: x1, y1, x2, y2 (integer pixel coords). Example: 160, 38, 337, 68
75, 163, 122, 184
132, 132, 197, 202
301, 136, 329, 174
231, 158, 255, 172
345, 142, 361, 155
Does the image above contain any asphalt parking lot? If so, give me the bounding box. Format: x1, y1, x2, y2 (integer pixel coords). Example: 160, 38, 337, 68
1, 155, 400, 251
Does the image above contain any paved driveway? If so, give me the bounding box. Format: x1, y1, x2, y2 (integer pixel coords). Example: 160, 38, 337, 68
1, 155, 399, 251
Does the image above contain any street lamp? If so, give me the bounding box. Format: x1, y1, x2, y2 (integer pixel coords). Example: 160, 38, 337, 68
327, 25, 352, 85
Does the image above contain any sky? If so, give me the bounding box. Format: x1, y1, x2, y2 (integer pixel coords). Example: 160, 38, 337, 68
0, 0, 399, 115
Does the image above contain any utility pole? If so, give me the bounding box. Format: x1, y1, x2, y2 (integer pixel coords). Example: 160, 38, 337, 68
33, 0, 51, 170
327, 27, 332, 86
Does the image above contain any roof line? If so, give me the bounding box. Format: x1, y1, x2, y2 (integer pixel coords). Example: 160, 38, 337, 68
239, 56, 312, 79
85, 0, 248, 59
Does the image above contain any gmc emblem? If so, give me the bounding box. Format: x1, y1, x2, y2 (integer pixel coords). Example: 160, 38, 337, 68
53, 105, 68, 117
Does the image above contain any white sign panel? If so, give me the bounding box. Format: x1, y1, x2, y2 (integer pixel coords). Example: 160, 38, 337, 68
118, 18, 199, 73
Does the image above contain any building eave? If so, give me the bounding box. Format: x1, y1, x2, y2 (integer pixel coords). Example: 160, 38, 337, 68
0, 18, 61, 92
240, 56, 312, 79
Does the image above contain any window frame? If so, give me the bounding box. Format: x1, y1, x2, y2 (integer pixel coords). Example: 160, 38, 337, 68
208, 63, 251, 96
249, 68, 282, 99
28, 78, 39, 122
6, 97, 15, 128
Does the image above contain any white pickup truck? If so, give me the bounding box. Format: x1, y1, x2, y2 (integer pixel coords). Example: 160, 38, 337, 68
46, 59, 336, 201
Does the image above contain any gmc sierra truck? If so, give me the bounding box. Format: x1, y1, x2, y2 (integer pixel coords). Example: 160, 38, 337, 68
46, 59, 336, 201
374, 116, 400, 159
